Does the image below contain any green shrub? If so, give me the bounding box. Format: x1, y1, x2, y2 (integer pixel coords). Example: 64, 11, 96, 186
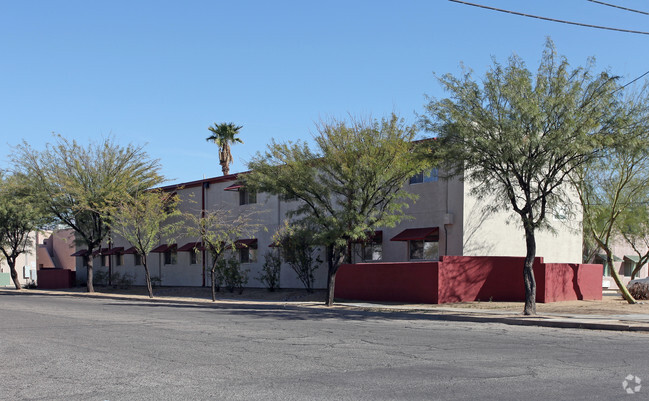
258, 251, 281, 291
216, 257, 249, 294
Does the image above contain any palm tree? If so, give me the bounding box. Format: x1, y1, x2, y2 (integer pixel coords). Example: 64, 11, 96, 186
206, 122, 244, 176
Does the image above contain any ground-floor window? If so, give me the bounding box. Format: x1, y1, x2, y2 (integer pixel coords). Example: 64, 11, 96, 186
101, 255, 109, 267
114, 253, 124, 266
164, 249, 177, 265
240, 247, 257, 264
190, 251, 200, 265
362, 242, 382, 261
409, 240, 439, 261
134, 253, 142, 266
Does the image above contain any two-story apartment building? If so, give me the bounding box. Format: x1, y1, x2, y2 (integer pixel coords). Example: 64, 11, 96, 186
74, 168, 583, 289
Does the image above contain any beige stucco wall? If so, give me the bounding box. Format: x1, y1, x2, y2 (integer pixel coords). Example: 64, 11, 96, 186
0, 232, 37, 286
72, 169, 584, 289
461, 180, 582, 263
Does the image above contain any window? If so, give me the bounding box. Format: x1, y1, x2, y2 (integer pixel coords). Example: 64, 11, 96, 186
134, 253, 142, 266
239, 189, 257, 205
239, 247, 257, 264
624, 260, 634, 277
409, 168, 438, 184
164, 249, 177, 265
362, 242, 382, 261
114, 253, 123, 266
280, 192, 298, 202
101, 254, 109, 267
409, 240, 439, 260
82, 255, 89, 267
190, 251, 199, 265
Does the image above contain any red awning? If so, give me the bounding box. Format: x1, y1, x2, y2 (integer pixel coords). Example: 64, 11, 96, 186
228, 238, 258, 249
151, 244, 176, 253
123, 247, 138, 254
71, 249, 89, 257
224, 183, 243, 191
92, 247, 111, 257
350, 231, 383, 244
177, 242, 204, 252
103, 247, 124, 255
390, 227, 439, 242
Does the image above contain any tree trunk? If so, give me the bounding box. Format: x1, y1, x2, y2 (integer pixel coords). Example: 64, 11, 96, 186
325, 269, 337, 307
523, 226, 537, 316
608, 254, 635, 304
211, 267, 217, 302
7, 259, 21, 290
142, 255, 154, 298
220, 161, 229, 176
325, 245, 345, 307
87, 255, 94, 293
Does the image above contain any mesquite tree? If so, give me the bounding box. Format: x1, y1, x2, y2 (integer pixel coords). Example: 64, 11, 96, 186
184, 208, 260, 301
0, 173, 47, 289
421, 40, 623, 315
245, 114, 432, 306
109, 189, 182, 298
13, 136, 163, 292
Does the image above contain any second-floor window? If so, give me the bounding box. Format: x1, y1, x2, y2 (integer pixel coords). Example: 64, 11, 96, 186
409, 168, 438, 184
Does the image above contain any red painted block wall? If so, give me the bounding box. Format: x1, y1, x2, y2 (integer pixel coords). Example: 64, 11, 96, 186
38, 269, 76, 289
335, 262, 438, 303
335, 257, 602, 304
437, 255, 544, 303
541, 263, 603, 302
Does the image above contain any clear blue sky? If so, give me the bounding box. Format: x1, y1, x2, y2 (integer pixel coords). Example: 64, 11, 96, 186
1, 0, 648, 184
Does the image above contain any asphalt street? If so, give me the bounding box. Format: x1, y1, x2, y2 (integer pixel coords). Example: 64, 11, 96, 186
1, 293, 648, 400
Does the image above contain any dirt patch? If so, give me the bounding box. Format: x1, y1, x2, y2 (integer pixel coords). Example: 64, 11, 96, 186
429, 295, 649, 315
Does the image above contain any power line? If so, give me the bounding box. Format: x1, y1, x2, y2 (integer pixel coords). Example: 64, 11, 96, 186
587, 0, 649, 16
449, 0, 649, 35
622, 70, 649, 89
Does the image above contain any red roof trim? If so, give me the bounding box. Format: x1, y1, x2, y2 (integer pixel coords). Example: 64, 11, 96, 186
92, 247, 111, 257
177, 242, 204, 252
104, 247, 124, 255
227, 238, 258, 249
123, 247, 138, 254
157, 172, 249, 192
71, 249, 89, 257
224, 183, 243, 191
151, 244, 169, 253
390, 227, 439, 242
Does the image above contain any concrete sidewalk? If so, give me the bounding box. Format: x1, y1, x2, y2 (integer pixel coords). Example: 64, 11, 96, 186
2, 287, 649, 333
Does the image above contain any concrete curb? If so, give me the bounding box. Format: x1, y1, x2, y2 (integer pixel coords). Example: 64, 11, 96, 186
3, 288, 649, 333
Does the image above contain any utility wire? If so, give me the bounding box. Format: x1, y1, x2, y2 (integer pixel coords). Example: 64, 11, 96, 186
449, 0, 649, 35
622, 70, 649, 89
587, 0, 649, 16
